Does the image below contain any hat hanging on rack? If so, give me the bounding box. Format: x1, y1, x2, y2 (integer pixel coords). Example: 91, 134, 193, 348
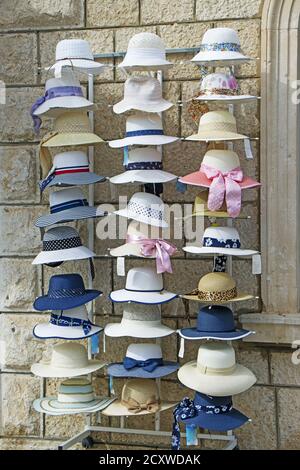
114, 192, 168, 228
185, 110, 247, 142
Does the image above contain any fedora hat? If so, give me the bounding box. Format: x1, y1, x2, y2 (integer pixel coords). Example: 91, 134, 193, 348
107, 343, 179, 379
179, 305, 252, 341
109, 267, 177, 305
32, 226, 95, 265
178, 342, 256, 396
39, 151, 106, 192
192, 28, 250, 65
41, 111, 104, 147
114, 192, 168, 228
109, 221, 176, 274
113, 76, 173, 114
185, 110, 247, 142
33, 377, 115, 415
33, 304, 102, 340
109, 147, 177, 185
49, 39, 107, 75
183, 226, 259, 257
195, 73, 258, 103
181, 272, 253, 304
178, 193, 250, 220
33, 273, 101, 311
118, 32, 172, 70
105, 303, 175, 338
35, 187, 107, 228
179, 150, 260, 218
102, 378, 177, 416
31, 343, 105, 378
109, 112, 178, 148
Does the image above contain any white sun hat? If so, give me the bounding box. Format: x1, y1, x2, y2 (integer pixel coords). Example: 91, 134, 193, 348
109, 112, 179, 148
185, 110, 247, 142
104, 303, 175, 338
33, 305, 102, 340
109, 147, 177, 185
192, 28, 250, 65
32, 226, 95, 265
183, 226, 260, 257
195, 73, 259, 103
109, 267, 177, 304
31, 343, 105, 378
114, 192, 168, 228
49, 39, 107, 76
33, 377, 115, 415
178, 342, 256, 396
113, 76, 173, 114
118, 32, 173, 70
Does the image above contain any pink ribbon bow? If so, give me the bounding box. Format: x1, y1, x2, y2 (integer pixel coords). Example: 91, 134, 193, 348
200, 163, 244, 218
127, 235, 177, 274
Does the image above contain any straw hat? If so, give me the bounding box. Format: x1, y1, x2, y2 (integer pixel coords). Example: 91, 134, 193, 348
178, 193, 250, 220
195, 72, 258, 103
177, 342, 256, 396
185, 110, 247, 142
181, 272, 254, 304
101, 378, 177, 416
114, 192, 168, 228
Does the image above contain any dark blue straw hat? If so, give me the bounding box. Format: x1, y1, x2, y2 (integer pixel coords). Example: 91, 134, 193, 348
179, 305, 252, 340
34, 274, 101, 311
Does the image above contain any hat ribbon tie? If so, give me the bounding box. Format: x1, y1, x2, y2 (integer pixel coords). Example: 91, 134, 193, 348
123, 397, 160, 414
123, 356, 164, 372
203, 237, 241, 249
197, 363, 236, 375
50, 312, 93, 335
125, 129, 164, 138
184, 285, 237, 302
172, 398, 199, 450
125, 161, 163, 171
50, 198, 89, 214
199, 42, 242, 53
126, 234, 177, 274
200, 163, 243, 218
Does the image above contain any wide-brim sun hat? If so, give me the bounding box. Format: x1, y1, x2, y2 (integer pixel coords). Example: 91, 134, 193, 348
185, 110, 247, 142
118, 33, 173, 70
110, 170, 176, 185
114, 191, 168, 228
33, 396, 114, 415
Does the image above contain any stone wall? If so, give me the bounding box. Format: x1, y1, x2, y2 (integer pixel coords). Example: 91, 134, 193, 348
1, 0, 299, 450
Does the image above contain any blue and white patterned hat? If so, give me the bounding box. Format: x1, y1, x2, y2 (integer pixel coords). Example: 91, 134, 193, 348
114, 191, 168, 228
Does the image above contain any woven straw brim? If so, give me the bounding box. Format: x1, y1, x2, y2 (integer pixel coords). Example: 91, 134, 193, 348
43, 133, 104, 147
49, 60, 107, 75
34, 97, 95, 117
33, 396, 114, 415
113, 98, 173, 114
31, 360, 106, 378
104, 321, 175, 339
185, 131, 247, 141
180, 293, 254, 304
195, 94, 259, 104
101, 399, 177, 417
109, 289, 177, 305
32, 245, 95, 265
191, 51, 250, 65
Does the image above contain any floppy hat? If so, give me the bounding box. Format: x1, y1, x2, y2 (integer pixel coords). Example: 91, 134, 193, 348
49, 39, 107, 75
33, 273, 101, 311
183, 226, 259, 257
39, 151, 106, 191
181, 272, 254, 304
195, 73, 258, 103
33, 305, 102, 340
31, 343, 105, 378
179, 305, 252, 341
192, 28, 250, 65
109, 220, 177, 274
109, 267, 177, 304
107, 343, 179, 379
114, 192, 168, 228
35, 187, 107, 228
185, 110, 247, 142
33, 377, 115, 415
118, 32, 173, 70
41, 111, 104, 147
32, 226, 95, 265
178, 342, 256, 396
179, 150, 260, 218
109, 112, 178, 148
113, 76, 173, 114
109, 148, 177, 185
104, 303, 175, 338
102, 378, 177, 416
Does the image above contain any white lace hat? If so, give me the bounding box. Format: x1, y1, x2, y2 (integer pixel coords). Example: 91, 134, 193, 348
114, 192, 168, 228
118, 32, 173, 70
195, 73, 259, 103
192, 28, 250, 65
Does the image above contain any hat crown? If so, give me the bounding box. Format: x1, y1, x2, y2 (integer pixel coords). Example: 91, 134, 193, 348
197, 342, 236, 370
53, 111, 92, 133
123, 76, 162, 102
52, 305, 88, 322
50, 343, 89, 369
53, 151, 89, 169
126, 220, 162, 240
127, 147, 162, 164
56, 39, 94, 60
43, 225, 80, 242
200, 110, 236, 126
202, 226, 241, 245
202, 149, 240, 173
127, 191, 165, 223
197, 305, 235, 332
123, 303, 161, 322
48, 273, 85, 294
121, 378, 158, 404
201, 73, 238, 92
127, 33, 165, 51
202, 28, 241, 46
49, 187, 85, 207
126, 112, 163, 132
57, 377, 95, 404
45, 69, 81, 91
126, 343, 162, 361
198, 272, 236, 293
125, 267, 163, 292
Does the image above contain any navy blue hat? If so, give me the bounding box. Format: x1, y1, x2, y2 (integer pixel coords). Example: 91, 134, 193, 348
179, 305, 252, 340
34, 274, 101, 311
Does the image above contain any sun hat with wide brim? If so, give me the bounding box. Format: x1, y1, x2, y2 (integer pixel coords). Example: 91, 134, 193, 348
31, 343, 106, 378
118, 33, 173, 70
178, 342, 256, 396
185, 110, 247, 142
114, 192, 168, 229
33, 396, 115, 415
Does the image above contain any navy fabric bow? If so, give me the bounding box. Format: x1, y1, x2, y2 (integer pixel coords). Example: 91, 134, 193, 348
123, 356, 163, 373
50, 312, 92, 335
172, 398, 198, 450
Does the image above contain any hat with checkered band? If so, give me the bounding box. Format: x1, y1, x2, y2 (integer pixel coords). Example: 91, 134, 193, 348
114, 192, 168, 228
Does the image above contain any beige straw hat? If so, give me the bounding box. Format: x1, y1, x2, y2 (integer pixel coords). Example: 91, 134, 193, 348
186, 110, 247, 142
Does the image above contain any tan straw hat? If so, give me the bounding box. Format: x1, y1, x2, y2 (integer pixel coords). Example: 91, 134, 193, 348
186, 110, 247, 142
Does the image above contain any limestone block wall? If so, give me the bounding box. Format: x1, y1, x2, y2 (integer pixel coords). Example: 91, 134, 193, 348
0, 0, 299, 450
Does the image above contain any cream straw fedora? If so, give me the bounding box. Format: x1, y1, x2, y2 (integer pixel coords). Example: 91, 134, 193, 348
177, 342, 256, 396
186, 110, 247, 142
195, 73, 259, 104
